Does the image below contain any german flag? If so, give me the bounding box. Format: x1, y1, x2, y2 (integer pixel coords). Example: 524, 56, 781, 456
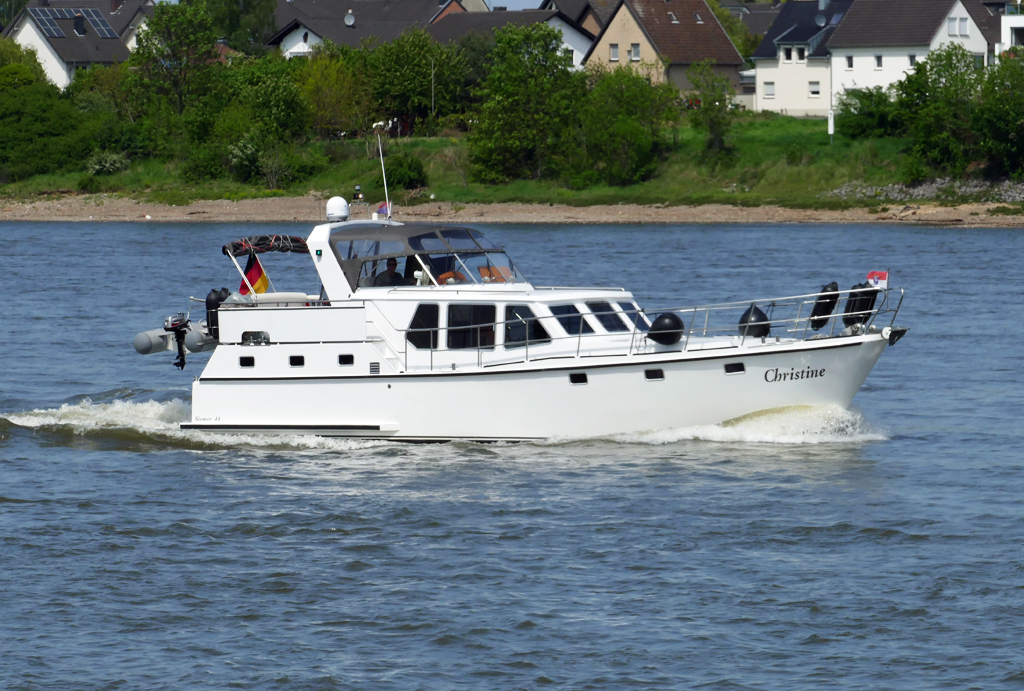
239, 253, 269, 295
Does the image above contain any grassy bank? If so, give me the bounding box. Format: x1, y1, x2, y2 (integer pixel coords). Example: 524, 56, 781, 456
0, 116, 911, 210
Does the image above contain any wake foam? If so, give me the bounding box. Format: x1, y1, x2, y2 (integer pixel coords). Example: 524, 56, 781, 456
608, 405, 887, 445
2, 399, 390, 451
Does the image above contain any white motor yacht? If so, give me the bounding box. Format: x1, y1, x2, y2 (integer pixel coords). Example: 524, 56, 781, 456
135, 200, 907, 441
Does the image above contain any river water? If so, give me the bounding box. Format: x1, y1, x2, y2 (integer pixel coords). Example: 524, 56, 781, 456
1, 221, 1022, 690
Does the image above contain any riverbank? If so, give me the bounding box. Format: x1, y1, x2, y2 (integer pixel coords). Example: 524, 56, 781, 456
2, 194, 1022, 226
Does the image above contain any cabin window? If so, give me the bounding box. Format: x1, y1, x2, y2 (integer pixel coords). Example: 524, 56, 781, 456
809, 81, 821, 97
610, 43, 619, 61
448, 304, 496, 349
289, 355, 304, 367
358, 256, 411, 287
618, 302, 650, 331
239, 356, 255, 368
550, 304, 594, 335
569, 373, 588, 385
335, 239, 405, 260
407, 304, 439, 350
586, 301, 630, 332
505, 305, 551, 348
339, 354, 354, 365
724, 362, 746, 375
241, 331, 269, 345
645, 369, 664, 381
408, 232, 448, 252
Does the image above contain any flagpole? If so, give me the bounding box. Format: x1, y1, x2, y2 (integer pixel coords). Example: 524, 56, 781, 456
230, 252, 258, 301
378, 133, 391, 220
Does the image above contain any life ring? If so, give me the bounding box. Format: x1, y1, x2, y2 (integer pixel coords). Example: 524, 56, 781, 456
437, 271, 466, 284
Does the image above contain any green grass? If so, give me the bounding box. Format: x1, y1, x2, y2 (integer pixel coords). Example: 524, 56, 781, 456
0, 116, 913, 210
988, 204, 1024, 216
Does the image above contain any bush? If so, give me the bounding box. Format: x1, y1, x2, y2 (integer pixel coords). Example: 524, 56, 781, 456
835, 87, 898, 138
380, 150, 427, 189
180, 143, 225, 182
86, 150, 130, 175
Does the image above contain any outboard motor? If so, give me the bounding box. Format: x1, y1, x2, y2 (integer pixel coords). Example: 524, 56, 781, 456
648, 313, 685, 345
205, 287, 230, 340
809, 281, 839, 331
738, 303, 770, 338
164, 312, 190, 370
842, 282, 879, 327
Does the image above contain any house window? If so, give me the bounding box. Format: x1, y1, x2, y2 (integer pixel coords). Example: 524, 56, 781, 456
948, 17, 957, 36
959, 17, 969, 35
974, 53, 985, 68
302, 31, 309, 43
809, 81, 820, 97
875, 55, 883, 69
630, 43, 640, 61
846, 55, 853, 69
784, 46, 793, 62
764, 81, 775, 98
668, 11, 679, 22
610, 43, 619, 61
797, 46, 806, 61
909, 54, 916, 66
695, 12, 704, 23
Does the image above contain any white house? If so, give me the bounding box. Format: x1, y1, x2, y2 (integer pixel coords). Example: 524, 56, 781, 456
751, 0, 852, 116
2, 0, 151, 88
995, 1, 1024, 55
428, 9, 594, 68
828, 0, 992, 106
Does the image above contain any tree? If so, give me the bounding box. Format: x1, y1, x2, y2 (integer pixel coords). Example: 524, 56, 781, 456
579, 65, 679, 185
370, 28, 467, 125
468, 23, 585, 182
299, 45, 375, 139
973, 55, 1024, 177
686, 59, 735, 153
892, 43, 980, 174
206, 0, 276, 54
0, 37, 46, 83
834, 86, 898, 138
129, 1, 219, 115
704, 0, 757, 60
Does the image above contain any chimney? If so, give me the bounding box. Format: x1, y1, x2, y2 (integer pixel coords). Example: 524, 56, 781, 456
110, 0, 123, 12
74, 12, 86, 36
818, 0, 829, 10
39, 0, 49, 6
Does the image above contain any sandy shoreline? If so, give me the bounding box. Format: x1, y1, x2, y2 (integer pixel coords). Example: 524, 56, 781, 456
1, 193, 1022, 226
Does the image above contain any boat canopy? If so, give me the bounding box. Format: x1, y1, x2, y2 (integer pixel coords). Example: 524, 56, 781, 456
329, 224, 500, 262
222, 235, 309, 257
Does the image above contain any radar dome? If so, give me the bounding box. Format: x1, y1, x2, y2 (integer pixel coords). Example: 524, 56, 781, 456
326, 196, 350, 222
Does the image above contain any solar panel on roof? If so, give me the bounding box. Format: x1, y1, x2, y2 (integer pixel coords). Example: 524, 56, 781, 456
28, 7, 66, 37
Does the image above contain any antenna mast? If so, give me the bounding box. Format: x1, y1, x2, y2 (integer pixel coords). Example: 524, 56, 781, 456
378, 133, 391, 220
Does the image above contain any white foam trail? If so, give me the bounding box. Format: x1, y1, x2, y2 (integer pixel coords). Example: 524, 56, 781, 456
3, 399, 390, 451
608, 406, 887, 445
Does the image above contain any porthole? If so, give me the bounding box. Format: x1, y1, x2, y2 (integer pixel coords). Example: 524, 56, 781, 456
239, 356, 255, 368
724, 362, 745, 375
290, 355, 304, 367
339, 354, 354, 366
645, 369, 664, 381
569, 373, 588, 385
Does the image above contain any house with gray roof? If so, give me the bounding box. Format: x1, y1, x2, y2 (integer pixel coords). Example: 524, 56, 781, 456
538, 0, 618, 36
2, 0, 152, 88
751, 0, 851, 115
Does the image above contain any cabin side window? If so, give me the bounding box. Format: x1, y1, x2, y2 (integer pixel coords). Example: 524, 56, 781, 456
586, 301, 630, 332
550, 304, 594, 335
505, 305, 551, 349
407, 304, 439, 350
618, 302, 650, 331
448, 304, 496, 349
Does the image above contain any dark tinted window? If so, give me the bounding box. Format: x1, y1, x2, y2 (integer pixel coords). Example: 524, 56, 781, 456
289, 355, 304, 367
550, 304, 594, 335
239, 356, 255, 368
587, 301, 629, 332
339, 354, 354, 365
408, 232, 447, 252
439, 228, 479, 250
448, 304, 495, 349
505, 305, 551, 348
569, 373, 588, 385
724, 362, 745, 375
618, 302, 649, 331
407, 304, 439, 350
645, 369, 664, 381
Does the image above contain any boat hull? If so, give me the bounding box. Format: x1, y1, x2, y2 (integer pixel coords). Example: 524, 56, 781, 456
182, 334, 889, 441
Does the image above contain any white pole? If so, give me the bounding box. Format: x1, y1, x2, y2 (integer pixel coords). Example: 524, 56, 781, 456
378, 133, 391, 219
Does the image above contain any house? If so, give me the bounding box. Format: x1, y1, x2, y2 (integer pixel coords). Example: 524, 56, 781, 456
751, 0, 851, 116
995, 0, 1024, 56
719, 0, 782, 38
538, 0, 619, 36
2, 0, 152, 88
582, 0, 745, 90
427, 9, 594, 68
828, 0, 995, 105
268, 0, 477, 58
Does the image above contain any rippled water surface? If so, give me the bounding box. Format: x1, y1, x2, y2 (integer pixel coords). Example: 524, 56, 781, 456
2, 221, 1023, 690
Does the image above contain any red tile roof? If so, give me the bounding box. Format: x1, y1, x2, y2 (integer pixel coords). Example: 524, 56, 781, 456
620, 0, 744, 65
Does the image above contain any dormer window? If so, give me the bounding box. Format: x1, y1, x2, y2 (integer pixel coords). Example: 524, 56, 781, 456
668, 11, 679, 22
694, 12, 703, 23
796, 46, 806, 61
783, 46, 792, 62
